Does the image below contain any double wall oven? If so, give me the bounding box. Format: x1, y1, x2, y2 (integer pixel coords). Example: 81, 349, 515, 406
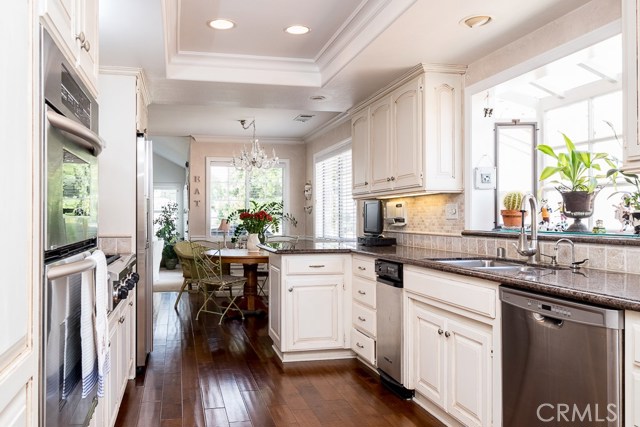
41, 28, 105, 427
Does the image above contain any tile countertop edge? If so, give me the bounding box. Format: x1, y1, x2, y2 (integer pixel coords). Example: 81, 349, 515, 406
258, 242, 640, 311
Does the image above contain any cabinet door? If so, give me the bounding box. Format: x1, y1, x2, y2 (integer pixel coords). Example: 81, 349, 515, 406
74, 0, 99, 96
423, 72, 463, 191
106, 315, 120, 427
127, 295, 136, 379
268, 264, 282, 349
369, 97, 393, 192
446, 318, 491, 427
393, 77, 424, 190
351, 109, 370, 195
284, 276, 344, 351
412, 302, 446, 408
41, 0, 76, 59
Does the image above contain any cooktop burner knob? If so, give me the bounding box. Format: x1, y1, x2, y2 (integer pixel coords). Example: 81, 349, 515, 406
117, 287, 129, 300
126, 278, 135, 290
131, 272, 140, 281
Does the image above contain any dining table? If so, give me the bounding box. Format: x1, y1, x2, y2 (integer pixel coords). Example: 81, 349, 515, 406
205, 248, 269, 315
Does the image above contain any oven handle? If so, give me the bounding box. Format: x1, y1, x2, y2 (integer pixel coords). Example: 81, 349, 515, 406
47, 257, 96, 281
46, 109, 105, 156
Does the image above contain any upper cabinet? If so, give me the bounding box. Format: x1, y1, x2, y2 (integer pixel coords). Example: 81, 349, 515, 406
350, 64, 465, 198
40, 0, 99, 97
623, 0, 640, 171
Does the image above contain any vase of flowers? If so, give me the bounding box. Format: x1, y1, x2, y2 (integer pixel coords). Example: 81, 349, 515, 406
228, 201, 297, 247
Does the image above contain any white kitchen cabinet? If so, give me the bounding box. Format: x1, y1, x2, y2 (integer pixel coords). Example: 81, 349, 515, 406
405, 266, 499, 427
351, 108, 370, 195
623, 0, 640, 171
625, 310, 640, 427
268, 253, 352, 362
350, 64, 465, 198
351, 255, 377, 366
40, 0, 99, 97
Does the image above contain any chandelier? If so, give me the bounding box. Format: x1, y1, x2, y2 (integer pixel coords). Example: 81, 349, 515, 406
230, 119, 279, 172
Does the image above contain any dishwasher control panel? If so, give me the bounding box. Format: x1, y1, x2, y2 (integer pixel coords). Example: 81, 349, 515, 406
527, 298, 572, 318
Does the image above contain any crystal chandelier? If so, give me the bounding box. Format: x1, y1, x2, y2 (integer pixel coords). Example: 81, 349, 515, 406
230, 119, 279, 172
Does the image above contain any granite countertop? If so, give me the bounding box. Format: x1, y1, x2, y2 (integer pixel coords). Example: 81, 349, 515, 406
259, 241, 640, 311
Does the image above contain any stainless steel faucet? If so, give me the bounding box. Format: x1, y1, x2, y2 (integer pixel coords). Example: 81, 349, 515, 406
513, 193, 540, 263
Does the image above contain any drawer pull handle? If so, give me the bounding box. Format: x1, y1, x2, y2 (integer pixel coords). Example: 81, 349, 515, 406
357, 316, 366, 322
356, 343, 364, 349
358, 266, 366, 270
357, 290, 366, 295
438, 328, 444, 335
308, 264, 325, 268
119, 316, 125, 324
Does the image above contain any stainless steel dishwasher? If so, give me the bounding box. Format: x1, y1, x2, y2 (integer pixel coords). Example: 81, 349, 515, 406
376, 259, 413, 399
501, 287, 623, 427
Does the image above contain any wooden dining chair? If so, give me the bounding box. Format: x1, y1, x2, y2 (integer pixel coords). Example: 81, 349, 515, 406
190, 242, 246, 324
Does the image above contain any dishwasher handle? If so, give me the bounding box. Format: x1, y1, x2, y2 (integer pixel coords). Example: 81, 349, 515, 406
532, 312, 564, 328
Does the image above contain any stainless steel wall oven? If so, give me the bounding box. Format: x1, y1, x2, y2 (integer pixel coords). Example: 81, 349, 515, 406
41, 28, 105, 427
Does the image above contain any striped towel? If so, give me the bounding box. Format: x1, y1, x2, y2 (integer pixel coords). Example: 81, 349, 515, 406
80, 259, 98, 398
92, 250, 110, 397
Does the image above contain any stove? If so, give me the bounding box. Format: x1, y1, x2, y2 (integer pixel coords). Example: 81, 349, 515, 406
106, 254, 138, 313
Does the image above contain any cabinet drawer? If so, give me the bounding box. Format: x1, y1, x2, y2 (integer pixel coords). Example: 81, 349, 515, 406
284, 255, 345, 275
353, 276, 376, 308
352, 302, 376, 337
633, 322, 640, 365
351, 328, 375, 365
405, 268, 496, 318
353, 256, 376, 280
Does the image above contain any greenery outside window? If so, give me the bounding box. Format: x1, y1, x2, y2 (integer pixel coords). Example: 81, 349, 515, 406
207, 158, 287, 237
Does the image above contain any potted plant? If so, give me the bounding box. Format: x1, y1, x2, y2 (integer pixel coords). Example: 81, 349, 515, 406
227, 201, 297, 250
500, 191, 526, 228
537, 133, 616, 231
154, 202, 180, 269
607, 168, 640, 233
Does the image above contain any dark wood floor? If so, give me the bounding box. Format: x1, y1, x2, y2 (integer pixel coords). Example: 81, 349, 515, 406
114, 291, 444, 427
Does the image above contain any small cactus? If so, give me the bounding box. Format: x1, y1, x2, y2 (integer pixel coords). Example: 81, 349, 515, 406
503, 191, 523, 211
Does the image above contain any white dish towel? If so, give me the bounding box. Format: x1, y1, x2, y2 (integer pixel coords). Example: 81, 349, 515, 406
92, 250, 110, 397
80, 256, 97, 398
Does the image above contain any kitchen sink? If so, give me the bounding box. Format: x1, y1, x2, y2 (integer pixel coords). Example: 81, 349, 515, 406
432, 258, 555, 276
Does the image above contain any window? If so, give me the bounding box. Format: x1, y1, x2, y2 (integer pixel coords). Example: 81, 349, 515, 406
314, 142, 356, 241
154, 186, 181, 236
207, 159, 287, 236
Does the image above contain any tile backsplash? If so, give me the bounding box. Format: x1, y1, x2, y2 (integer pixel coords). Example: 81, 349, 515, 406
383, 193, 465, 235
385, 230, 636, 273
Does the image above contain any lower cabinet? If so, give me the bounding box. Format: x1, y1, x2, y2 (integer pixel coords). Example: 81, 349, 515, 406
405, 266, 500, 427
99, 289, 136, 427
268, 253, 352, 362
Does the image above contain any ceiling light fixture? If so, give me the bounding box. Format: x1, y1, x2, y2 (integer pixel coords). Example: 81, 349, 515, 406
208, 19, 235, 30
460, 15, 492, 28
231, 119, 279, 172
284, 25, 310, 35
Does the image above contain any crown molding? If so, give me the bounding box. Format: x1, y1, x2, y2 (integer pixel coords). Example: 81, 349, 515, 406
191, 135, 304, 145
302, 112, 351, 142
99, 66, 152, 105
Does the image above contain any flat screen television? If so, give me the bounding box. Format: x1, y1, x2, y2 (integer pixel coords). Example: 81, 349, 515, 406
363, 200, 384, 236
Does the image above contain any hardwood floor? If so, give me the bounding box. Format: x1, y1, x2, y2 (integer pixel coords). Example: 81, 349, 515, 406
114, 292, 444, 427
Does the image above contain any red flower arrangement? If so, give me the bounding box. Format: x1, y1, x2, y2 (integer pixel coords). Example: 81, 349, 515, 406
238, 210, 274, 234
227, 201, 297, 243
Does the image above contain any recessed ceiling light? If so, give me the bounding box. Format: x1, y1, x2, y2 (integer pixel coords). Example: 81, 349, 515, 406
309, 95, 326, 101
207, 19, 235, 30
460, 15, 492, 28
284, 25, 310, 35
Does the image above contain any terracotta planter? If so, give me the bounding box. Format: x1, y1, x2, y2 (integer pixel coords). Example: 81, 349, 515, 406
501, 210, 526, 228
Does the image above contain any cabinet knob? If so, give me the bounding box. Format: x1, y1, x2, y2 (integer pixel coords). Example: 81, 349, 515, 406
364, 181, 368, 185
358, 266, 366, 270
76, 32, 86, 43
444, 331, 451, 338
386, 177, 391, 182
357, 290, 366, 295
81, 39, 91, 52
438, 328, 444, 335
356, 342, 364, 349
390, 176, 395, 181
357, 316, 366, 322
119, 316, 125, 324
288, 287, 293, 292
129, 301, 134, 306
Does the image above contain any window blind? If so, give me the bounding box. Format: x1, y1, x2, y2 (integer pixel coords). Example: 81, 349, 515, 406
314, 146, 356, 240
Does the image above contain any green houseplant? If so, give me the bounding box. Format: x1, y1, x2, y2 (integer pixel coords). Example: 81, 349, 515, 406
537, 133, 616, 231
500, 191, 525, 228
154, 202, 180, 269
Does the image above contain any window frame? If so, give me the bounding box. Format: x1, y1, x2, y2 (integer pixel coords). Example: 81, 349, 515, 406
205, 156, 290, 238
312, 138, 356, 241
